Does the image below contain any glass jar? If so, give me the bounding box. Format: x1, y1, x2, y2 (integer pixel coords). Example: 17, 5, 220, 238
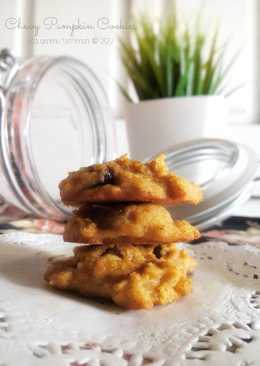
0, 49, 114, 221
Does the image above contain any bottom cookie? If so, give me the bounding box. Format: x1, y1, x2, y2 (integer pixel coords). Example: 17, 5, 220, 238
44, 243, 196, 310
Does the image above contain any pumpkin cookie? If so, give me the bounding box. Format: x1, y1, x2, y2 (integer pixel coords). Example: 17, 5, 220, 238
59, 154, 202, 207
63, 203, 200, 245
45, 243, 196, 309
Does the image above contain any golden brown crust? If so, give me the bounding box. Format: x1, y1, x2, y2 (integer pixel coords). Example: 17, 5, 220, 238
59, 154, 202, 207
44, 243, 196, 309
63, 203, 200, 245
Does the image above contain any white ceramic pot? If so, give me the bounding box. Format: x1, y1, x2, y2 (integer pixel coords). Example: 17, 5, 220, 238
125, 95, 228, 160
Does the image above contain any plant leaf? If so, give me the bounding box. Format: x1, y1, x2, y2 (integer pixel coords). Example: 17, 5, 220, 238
114, 80, 134, 102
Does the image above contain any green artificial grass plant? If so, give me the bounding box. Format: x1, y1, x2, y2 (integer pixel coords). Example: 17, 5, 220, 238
119, 4, 237, 102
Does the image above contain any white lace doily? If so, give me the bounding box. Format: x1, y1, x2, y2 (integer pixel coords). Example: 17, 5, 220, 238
0, 232, 260, 366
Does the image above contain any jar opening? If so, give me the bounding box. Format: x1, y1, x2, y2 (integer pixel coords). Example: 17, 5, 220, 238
1, 56, 112, 220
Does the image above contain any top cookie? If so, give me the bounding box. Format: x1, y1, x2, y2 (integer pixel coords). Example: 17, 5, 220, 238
59, 154, 202, 207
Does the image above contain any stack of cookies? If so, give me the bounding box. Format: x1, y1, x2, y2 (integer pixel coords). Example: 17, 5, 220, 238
45, 154, 202, 310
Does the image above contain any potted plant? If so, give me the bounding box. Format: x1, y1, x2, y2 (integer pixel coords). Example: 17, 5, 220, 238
119, 6, 235, 160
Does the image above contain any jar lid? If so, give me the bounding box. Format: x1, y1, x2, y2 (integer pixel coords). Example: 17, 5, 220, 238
162, 138, 258, 230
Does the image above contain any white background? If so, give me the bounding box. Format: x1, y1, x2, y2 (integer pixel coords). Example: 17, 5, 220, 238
0, 0, 259, 122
